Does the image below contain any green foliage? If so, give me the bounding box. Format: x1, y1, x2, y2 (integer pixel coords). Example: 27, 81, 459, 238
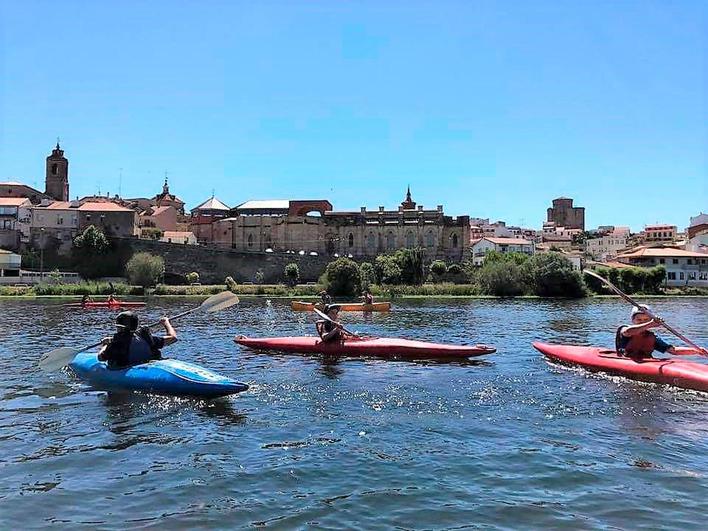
430, 260, 447, 282
359, 262, 375, 290
284, 263, 300, 287
477, 261, 529, 296
185, 271, 200, 285
374, 255, 403, 285
225, 276, 238, 291
368, 283, 480, 296
324, 257, 362, 296
524, 252, 586, 298
393, 248, 426, 285
72, 225, 111, 279
585, 265, 666, 295
483, 250, 530, 266
141, 227, 163, 240
125, 252, 165, 288
254, 271, 265, 285
32, 282, 135, 296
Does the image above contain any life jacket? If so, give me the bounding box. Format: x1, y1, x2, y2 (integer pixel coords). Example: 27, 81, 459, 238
105, 328, 161, 368
615, 326, 657, 358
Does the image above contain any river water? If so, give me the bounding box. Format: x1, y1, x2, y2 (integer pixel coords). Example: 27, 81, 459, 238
1, 297, 708, 529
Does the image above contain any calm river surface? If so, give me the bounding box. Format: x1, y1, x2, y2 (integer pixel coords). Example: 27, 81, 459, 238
1, 297, 708, 529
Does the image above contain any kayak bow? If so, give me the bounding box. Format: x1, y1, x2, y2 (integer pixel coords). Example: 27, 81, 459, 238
291, 301, 391, 312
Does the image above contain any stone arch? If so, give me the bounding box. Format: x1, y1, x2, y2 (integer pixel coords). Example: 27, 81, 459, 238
348, 232, 354, 248
451, 233, 459, 249
405, 231, 415, 248
366, 232, 377, 252
247, 234, 254, 248
426, 230, 436, 248
386, 231, 396, 250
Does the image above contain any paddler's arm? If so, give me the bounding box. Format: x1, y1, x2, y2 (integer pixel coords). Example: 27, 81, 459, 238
668, 346, 708, 356
159, 317, 177, 346
621, 319, 662, 337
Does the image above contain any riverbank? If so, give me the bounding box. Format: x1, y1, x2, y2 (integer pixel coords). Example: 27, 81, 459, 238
2, 282, 707, 298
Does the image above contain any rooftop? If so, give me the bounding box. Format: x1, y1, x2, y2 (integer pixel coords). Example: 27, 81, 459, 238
472, 237, 534, 246
0, 197, 31, 206
193, 197, 230, 211
617, 246, 707, 259
235, 200, 290, 210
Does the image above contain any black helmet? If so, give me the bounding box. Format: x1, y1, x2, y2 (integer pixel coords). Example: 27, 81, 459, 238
116, 311, 139, 332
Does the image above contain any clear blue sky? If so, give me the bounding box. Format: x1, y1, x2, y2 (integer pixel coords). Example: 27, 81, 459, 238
1, 1, 705, 231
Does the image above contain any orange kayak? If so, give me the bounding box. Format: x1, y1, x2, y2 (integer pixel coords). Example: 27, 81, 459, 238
290, 301, 391, 312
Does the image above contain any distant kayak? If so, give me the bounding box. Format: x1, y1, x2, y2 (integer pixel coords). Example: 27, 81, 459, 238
69, 352, 249, 398
65, 301, 146, 309
533, 342, 708, 393
236, 335, 495, 359
291, 301, 392, 312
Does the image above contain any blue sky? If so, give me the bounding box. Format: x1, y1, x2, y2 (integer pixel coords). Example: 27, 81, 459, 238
0, 1, 705, 231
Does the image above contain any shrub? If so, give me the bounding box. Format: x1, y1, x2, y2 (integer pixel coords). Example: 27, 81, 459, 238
72, 225, 110, 279
477, 261, 529, 296
141, 227, 163, 240
225, 276, 237, 291
525, 252, 586, 298
324, 257, 361, 296
374, 255, 402, 285
284, 263, 300, 287
430, 260, 447, 282
359, 262, 375, 291
394, 248, 426, 285
125, 252, 165, 288
185, 271, 200, 285
254, 271, 265, 285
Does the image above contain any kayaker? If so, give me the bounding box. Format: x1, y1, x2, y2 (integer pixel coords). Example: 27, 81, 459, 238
617, 305, 707, 359
316, 305, 355, 342
106, 294, 117, 305
319, 290, 332, 306
361, 290, 374, 305
81, 294, 94, 307
99, 311, 177, 369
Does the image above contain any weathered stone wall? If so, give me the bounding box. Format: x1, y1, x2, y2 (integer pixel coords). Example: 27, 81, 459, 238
124, 238, 330, 284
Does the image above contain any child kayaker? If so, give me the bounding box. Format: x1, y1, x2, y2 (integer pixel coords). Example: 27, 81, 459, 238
99, 311, 177, 368
617, 305, 707, 359
361, 290, 374, 305
316, 305, 356, 342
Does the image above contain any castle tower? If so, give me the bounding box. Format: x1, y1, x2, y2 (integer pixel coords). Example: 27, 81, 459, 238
45, 142, 69, 201
400, 185, 416, 210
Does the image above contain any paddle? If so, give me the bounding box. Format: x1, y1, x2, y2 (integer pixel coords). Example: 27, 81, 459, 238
39, 291, 240, 372
584, 269, 707, 356
313, 308, 360, 338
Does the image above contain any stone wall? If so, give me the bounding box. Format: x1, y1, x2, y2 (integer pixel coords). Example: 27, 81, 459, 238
124, 238, 330, 284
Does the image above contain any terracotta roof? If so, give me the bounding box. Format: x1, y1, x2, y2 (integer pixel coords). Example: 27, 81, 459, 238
78, 202, 134, 212
617, 247, 707, 259
472, 237, 534, 246
142, 205, 174, 216
192, 197, 230, 211
0, 197, 31, 206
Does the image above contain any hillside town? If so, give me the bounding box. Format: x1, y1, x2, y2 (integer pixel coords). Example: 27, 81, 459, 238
1, 143, 706, 287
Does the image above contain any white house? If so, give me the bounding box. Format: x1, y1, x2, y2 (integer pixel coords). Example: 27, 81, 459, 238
586, 231, 629, 260
615, 246, 708, 287
161, 231, 198, 245
470, 237, 535, 265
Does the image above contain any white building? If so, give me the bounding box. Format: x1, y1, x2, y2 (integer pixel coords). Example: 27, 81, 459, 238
586, 231, 629, 260
615, 246, 708, 287
0, 197, 32, 250
470, 237, 535, 265
161, 231, 198, 245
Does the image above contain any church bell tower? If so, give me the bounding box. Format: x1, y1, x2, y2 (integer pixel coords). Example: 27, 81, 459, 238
45, 142, 69, 201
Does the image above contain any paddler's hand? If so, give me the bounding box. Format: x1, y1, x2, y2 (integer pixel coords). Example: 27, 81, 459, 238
159, 316, 171, 326
101, 337, 111, 346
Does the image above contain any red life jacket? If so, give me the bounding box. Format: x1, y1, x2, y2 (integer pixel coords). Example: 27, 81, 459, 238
616, 327, 657, 358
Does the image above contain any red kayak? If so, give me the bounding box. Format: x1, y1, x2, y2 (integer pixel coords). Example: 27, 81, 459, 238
65, 301, 146, 309
235, 335, 496, 359
533, 342, 708, 393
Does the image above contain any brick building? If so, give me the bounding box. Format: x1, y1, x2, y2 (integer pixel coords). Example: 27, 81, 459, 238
546, 197, 585, 230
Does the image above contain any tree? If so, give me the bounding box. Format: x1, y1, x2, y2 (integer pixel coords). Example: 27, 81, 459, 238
324, 257, 362, 296
254, 271, 265, 285
525, 252, 586, 298
186, 271, 200, 285
374, 255, 402, 285
429, 260, 447, 282
394, 248, 426, 285
477, 261, 528, 296
446, 263, 466, 283
125, 252, 164, 288
284, 263, 300, 287
359, 262, 375, 290
73, 225, 111, 279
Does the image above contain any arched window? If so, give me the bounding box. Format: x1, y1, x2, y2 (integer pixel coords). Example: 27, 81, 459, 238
386, 231, 396, 250
452, 233, 459, 248
366, 232, 376, 251
348, 233, 354, 248
51, 163, 58, 175
406, 231, 415, 248
426, 231, 435, 247
247, 234, 254, 248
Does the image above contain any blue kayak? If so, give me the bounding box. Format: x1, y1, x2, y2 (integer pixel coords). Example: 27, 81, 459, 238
69, 352, 249, 398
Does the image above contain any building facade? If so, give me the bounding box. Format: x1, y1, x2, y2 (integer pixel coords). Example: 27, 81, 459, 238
469, 237, 535, 265
45, 143, 69, 201
643, 224, 677, 243
615, 246, 708, 287
546, 197, 585, 230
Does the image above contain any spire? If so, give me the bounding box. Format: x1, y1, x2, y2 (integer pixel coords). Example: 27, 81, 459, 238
163, 172, 169, 194
406, 185, 412, 202
401, 185, 416, 209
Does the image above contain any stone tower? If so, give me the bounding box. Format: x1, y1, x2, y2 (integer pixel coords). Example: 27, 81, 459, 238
45, 142, 69, 201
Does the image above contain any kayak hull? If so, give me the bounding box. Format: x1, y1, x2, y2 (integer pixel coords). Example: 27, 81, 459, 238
69, 352, 249, 398
533, 342, 708, 393
235, 336, 495, 359
291, 301, 391, 312
65, 301, 146, 309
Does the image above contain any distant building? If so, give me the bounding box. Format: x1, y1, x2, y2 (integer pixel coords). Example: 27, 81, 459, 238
189, 196, 231, 244
688, 213, 708, 240
45, 143, 69, 201
0, 248, 21, 279
0, 197, 32, 250
546, 197, 585, 230
470, 237, 535, 265
160, 231, 198, 245
585, 228, 630, 260
643, 224, 677, 243
140, 205, 178, 234
615, 246, 708, 287
152, 178, 185, 215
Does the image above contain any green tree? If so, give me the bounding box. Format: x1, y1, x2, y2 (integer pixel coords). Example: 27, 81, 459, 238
324, 257, 361, 296
374, 255, 403, 285
429, 260, 447, 282
254, 270, 265, 285
284, 263, 300, 287
646, 265, 666, 293
73, 225, 111, 279
483, 250, 530, 266
478, 261, 528, 296
125, 252, 165, 288
525, 252, 586, 298
394, 248, 426, 285
359, 262, 375, 290
186, 271, 200, 285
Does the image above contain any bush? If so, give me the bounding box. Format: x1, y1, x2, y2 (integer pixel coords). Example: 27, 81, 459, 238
32, 282, 135, 296
73, 225, 110, 279
525, 252, 586, 298
125, 252, 165, 288
141, 227, 163, 240
359, 262, 375, 291
225, 276, 238, 291
284, 263, 300, 287
477, 261, 529, 296
374, 255, 403, 285
585, 265, 666, 295
483, 250, 530, 265
254, 271, 265, 285
324, 257, 361, 296
185, 271, 200, 285
430, 260, 447, 282
394, 248, 426, 285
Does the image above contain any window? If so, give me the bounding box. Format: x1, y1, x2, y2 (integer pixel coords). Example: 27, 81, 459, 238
659, 258, 665, 264
58, 217, 63, 225
679, 272, 685, 280
405, 231, 415, 248
426, 231, 435, 247
366, 232, 376, 250
348, 233, 354, 248
688, 272, 696, 280
668, 272, 676, 280
51, 163, 58, 175
672, 259, 678, 264
247, 234, 253, 248
386, 231, 395, 250
687, 259, 693, 265
451, 233, 459, 248
700, 272, 708, 280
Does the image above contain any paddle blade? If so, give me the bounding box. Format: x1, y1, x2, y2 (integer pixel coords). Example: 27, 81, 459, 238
39, 347, 81, 372
201, 291, 240, 313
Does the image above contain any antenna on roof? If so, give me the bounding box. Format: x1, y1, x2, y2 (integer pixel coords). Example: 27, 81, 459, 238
118, 168, 123, 198
211, 188, 215, 198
